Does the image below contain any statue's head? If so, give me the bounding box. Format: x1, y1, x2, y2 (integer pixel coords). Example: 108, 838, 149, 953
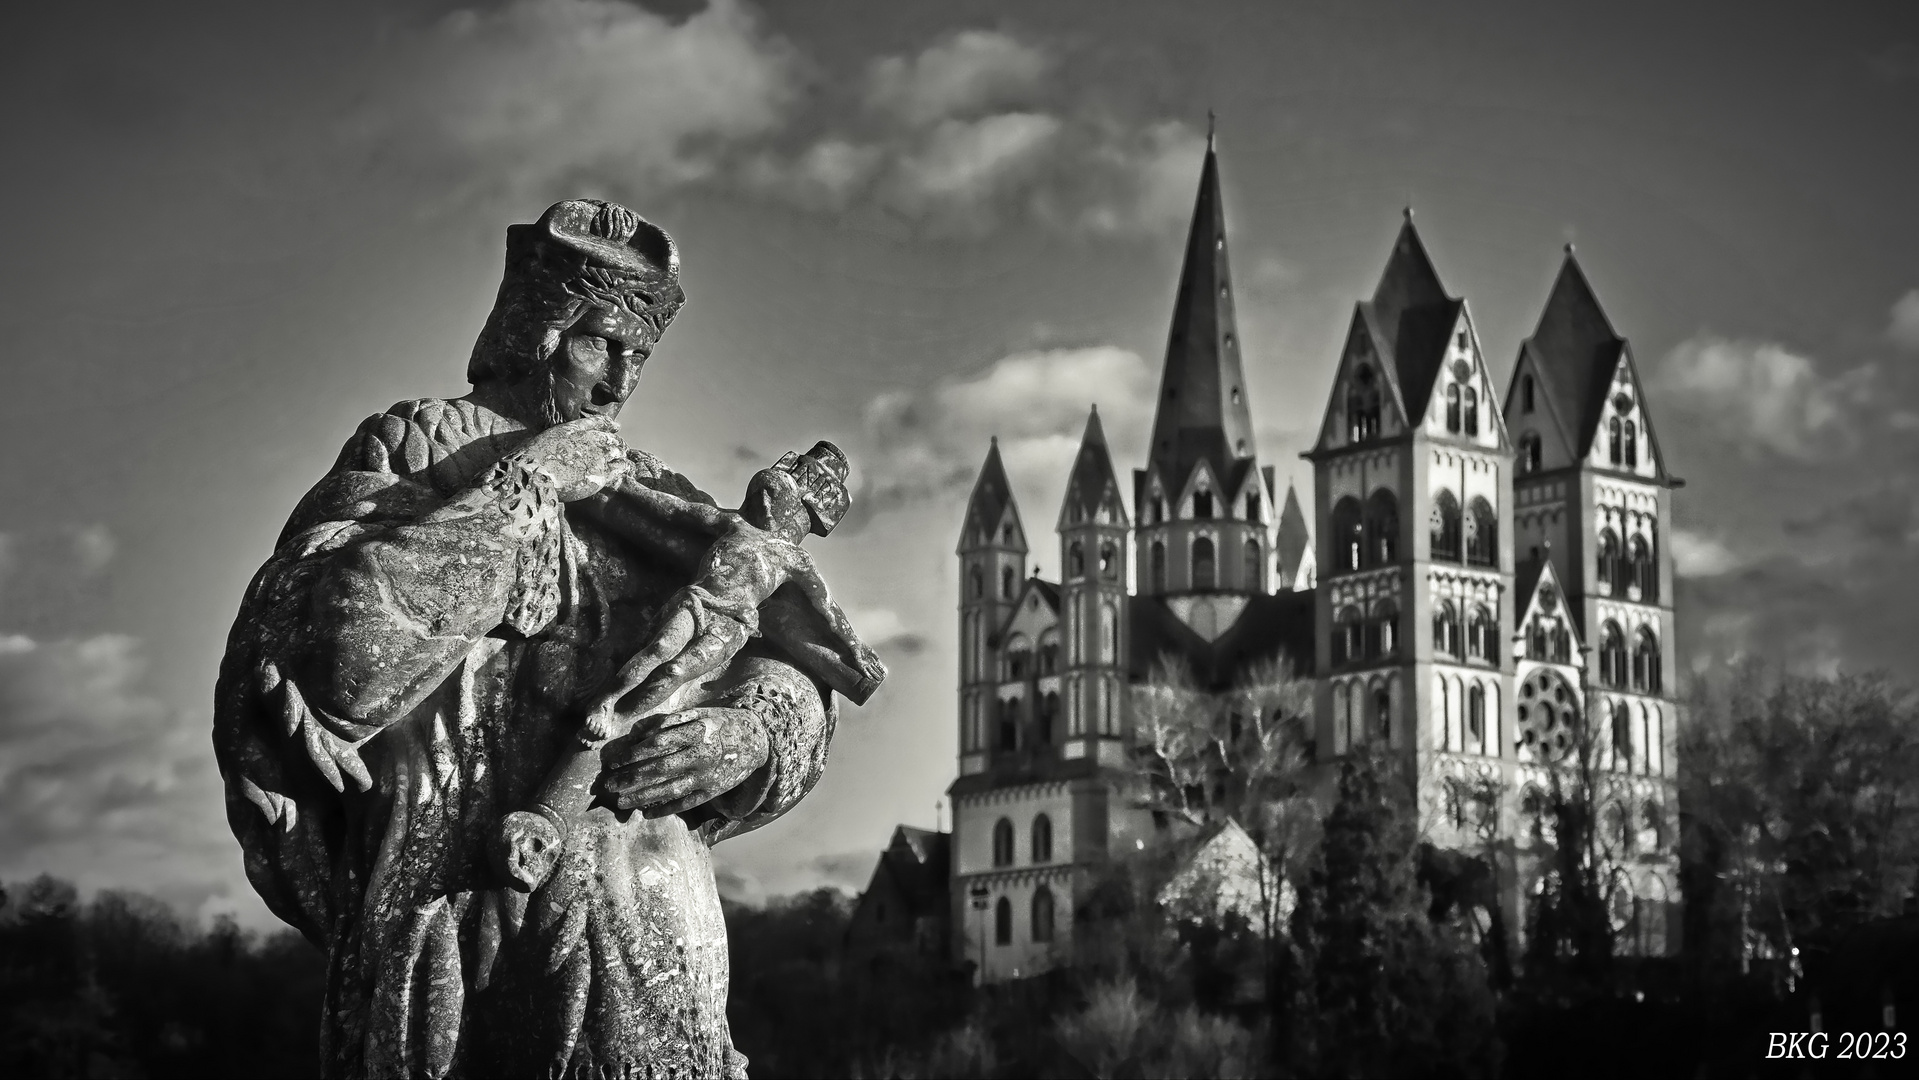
743, 441, 851, 539
468, 200, 684, 427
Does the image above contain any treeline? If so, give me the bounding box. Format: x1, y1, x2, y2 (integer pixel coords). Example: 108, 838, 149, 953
0, 877, 325, 1078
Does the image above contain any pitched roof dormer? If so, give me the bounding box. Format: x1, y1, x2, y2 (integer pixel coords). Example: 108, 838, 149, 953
1058, 407, 1129, 529
957, 438, 1027, 553
1146, 134, 1258, 500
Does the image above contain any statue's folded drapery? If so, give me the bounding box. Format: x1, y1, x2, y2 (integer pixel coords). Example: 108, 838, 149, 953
214, 396, 835, 1079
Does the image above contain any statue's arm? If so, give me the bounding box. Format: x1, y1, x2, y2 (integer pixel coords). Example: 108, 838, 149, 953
694, 648, 838, 844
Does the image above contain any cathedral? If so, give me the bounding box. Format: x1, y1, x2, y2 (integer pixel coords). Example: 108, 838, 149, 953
854, 133, 1683, 983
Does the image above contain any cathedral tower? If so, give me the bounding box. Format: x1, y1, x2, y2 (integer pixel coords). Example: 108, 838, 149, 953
1305, 214, 1515, 808
1058, 407, 1131, 764
1506, 248, 1680, 951
956, 439, 1028, 774
1134, 132, 1274, 643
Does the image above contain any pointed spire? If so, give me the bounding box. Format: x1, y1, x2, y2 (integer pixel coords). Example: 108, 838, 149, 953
1524, 248, 1627, 455
1362, 215, 1460, 418
1060, 406, 1127, 528
1274, 482, 1312, 589
1146, 136, 1257, 494
958, 439, 1022, 552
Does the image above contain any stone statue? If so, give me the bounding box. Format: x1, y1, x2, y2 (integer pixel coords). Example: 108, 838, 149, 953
213, 199, 883, 1079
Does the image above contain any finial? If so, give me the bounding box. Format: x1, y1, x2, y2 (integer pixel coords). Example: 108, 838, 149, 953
990, 435, 998, 446
1564, 241, 1576, 255
1403, 205, 1414, 221
1206, 109, 1216, 147
1091, 403, 1099, 414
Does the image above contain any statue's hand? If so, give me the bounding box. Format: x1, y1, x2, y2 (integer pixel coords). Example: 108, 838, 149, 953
519, 415, 629, 501
598, 707, 771, 819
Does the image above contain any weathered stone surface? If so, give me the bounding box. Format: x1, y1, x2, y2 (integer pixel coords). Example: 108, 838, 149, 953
213, 200, 881, 1079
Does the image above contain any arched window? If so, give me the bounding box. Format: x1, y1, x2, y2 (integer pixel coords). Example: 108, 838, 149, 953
1100, 604, 1117, 664
1332, 497, 1364, 574
1611, 700, 1633, 764
1150, 542, 1167, 592
1549, 619, 1572, 663
992, 819, 1014, 867
1466, 497, 1497, 567
1031, 886, 1055, 943
1193, 490, 1214, 519
1468, 605, 1497, 663
1623, 420, 1638, 468
1005, 635, 1031, 679
1629, 536, 1655, 601
1467, 683, 1486, 747
1522, 374, 1536, 413
997, 698, 1020, 750
1374, 600, 1400, 657
1348, 366, 1381, 442
1333, 606, 1363, 666
1038, 692, 1059, 744
1430, 490, 1462, 561
1068, 542, 1084, 578
1608, 417, 1623, 465
1372, 685, 1393, 742
1598, 622, 1626, 687
1243, 538, 1261, 589
1192, 537, 1216, 590
1039, 638, 1059, 675
969, 566, 983, 600
1517, 432, 1542, 475
1002, 523, 1015, 544
1099, 542, 1118, 580
1597, 529, 1620, 596
1154, 497, 1167, 524
1365, 490, 1399, 566
1463, 387, 1480, 436
1434, 601, 1462, 660
1446, 384, 1462, 433
1633, 628, 1661, 693
1031, 814, 1053, 863
1529, 618, 1548, 660
1001, 566, 1015, 599
1244, 491, 1260, 522
994, 896, 1013, 945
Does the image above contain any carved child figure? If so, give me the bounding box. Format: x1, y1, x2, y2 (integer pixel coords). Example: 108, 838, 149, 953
495, 441, 882, 892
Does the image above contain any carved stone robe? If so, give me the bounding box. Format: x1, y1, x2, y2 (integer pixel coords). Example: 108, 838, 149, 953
214, 398, 835, 1079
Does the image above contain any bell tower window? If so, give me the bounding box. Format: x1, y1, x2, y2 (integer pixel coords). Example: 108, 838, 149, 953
1192, 537, 1216, 590
1348, 365, 1381, 442
1194, 490, 1214, 519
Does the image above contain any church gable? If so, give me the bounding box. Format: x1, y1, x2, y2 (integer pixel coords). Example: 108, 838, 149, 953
1584, 348, 1668, 481
1313, 312, 1410, 453
999, 577, 1061, 644
1507, 345, 1581, 475
1515, 559, 1583, 669
1419, 308, 1508, 451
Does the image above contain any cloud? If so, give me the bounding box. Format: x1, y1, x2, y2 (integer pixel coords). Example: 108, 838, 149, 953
352, 0, 798, 203
864, 29, 1050, 126
1669, 528, 1743, 577
1888, 289, 1919, 352
844, 345, 1157, 532
1656, 335, 1876, 461
0, 633, 240, 920
746, 29, 1206, 236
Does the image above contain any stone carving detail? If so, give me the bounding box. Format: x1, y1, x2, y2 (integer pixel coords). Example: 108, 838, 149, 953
213, 200, 882, 1079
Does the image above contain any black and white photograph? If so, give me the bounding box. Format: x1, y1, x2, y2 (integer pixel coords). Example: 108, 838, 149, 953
2, 2, 1917, 1076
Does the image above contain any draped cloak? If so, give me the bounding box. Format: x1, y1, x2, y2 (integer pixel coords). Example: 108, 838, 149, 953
213, 398, 837, 1079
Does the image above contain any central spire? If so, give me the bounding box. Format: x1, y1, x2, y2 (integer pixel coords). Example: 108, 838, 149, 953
1146, 134, 1257, 494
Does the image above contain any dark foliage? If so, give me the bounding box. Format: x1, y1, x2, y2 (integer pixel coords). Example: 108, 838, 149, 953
0, 876, 325, 1079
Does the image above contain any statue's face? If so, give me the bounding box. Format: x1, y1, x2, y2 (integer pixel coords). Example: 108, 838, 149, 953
550, 307, 656, 421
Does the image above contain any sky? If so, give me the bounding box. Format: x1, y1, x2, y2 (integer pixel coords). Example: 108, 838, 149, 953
2, 0, 1917, 927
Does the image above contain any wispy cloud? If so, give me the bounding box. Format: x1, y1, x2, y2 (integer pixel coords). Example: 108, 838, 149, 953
843, 345, 1157, 532
1656, 334, 1876, 461
864, 29, 1050, 127
1669, 528, 1743, 577
1887, 289, 1919, 352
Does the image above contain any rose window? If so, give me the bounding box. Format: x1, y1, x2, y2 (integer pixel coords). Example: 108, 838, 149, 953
1516, 670, 1580, 762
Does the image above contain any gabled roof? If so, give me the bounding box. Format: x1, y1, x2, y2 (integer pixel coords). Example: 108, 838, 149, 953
956, 438, 1024, 552
1145, 136, 1258, 494
1274, 482, 1312, 585
1514, 553, 1584, 658
1127, 590, 1316, 692
1058, 407, 1129, 528
1359, 216, 1461, 419
1519, 251, 1626, 458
